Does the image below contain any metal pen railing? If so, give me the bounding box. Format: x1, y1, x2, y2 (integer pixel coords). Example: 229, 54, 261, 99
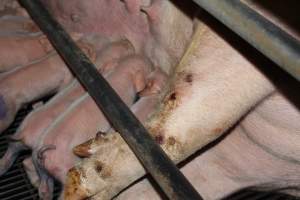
192, 0, 300, 81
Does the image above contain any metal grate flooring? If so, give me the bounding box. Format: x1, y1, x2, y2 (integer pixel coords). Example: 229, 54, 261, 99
0, 105, 299, 200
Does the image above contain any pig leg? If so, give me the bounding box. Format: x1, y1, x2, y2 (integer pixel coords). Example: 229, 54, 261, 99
0, 141, 28, 176
23, 157, 40, 188
0, 53, 72, 133
32, 145, 56, 200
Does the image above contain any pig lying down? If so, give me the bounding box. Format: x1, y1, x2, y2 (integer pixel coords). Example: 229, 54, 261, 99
0, 0, 299, 199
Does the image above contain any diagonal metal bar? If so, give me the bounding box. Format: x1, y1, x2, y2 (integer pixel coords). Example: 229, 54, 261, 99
193, 0, 300, 81
18, 0, 203, 199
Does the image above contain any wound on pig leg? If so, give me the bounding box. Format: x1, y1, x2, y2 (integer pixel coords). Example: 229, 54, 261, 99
0, 141, 28, 176
0, 96, 7, 120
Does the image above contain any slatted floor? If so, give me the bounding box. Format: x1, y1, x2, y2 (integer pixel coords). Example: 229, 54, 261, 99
0, 105, 299, 200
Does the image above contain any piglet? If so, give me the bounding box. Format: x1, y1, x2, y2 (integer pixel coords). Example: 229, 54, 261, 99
0, 40, 135, 177
0, 39, 95, 133
74, 68, 168, 157
32, 54, 153, 200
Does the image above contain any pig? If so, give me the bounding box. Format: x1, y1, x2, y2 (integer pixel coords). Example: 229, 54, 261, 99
30, 54, 153, 199
63, 13, 299, 200
0, 32, 85, 73
0, 39, 135, 181
0, 0, 299, 199
0, 34, 53, 72
23, 157, 40, 188
41, 0, 195, 73
74, 68, 168, 157
0, 38, 96, 133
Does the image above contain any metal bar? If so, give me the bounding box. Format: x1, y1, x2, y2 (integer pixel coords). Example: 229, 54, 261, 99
18, 0, 202, 199
192, 0, 300, 81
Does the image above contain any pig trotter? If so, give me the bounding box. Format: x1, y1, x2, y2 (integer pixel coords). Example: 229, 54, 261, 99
38, 172, 54, 200
33, 145, 56, 200
0, 141, 28, 176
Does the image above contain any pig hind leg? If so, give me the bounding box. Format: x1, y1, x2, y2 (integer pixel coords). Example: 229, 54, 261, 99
0, 140, 28, 175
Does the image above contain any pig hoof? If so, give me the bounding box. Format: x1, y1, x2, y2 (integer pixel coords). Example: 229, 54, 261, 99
38, 174, 54, 200
33, 146, 56, 200
0, 141, 28, 176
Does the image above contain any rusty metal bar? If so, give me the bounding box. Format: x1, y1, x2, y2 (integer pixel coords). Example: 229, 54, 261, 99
193, 0, 300, 81
19, 0, 203, 199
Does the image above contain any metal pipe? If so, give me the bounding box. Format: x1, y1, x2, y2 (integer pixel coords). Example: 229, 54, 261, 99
18, 0, 203, 199
192, 0, 300, 81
